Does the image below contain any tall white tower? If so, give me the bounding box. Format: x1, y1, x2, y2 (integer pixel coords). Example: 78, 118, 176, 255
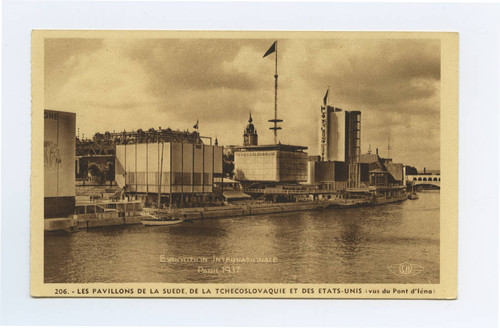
320, 105, 345, 162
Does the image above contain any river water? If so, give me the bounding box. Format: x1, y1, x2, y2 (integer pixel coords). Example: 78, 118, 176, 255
45, 191, 439, 284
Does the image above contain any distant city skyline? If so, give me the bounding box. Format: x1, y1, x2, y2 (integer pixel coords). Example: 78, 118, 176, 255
45, 37, 440, 170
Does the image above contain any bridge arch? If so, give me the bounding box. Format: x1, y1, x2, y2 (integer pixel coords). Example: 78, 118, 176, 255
406, 174, 440, 188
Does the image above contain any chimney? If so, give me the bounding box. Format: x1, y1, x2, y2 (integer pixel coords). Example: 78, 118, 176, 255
424, 167, 426, 174
376, 148, 379, 155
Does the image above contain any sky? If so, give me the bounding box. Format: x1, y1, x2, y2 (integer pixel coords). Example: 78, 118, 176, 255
45, 36, 440, 170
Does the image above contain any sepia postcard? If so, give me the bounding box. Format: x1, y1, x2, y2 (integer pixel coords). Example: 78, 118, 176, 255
31, 30, 458, 299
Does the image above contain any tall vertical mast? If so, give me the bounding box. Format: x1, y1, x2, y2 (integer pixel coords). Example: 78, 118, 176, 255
388, 133, 391, 158
158, 139, 164, 213
274, 41, 278, 144
267, 40, 282, 144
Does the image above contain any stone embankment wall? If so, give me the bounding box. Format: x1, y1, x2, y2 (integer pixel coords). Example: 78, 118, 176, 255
44, 201, 331, 232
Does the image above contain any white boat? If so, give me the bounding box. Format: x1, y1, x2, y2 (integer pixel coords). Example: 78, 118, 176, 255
408, 192, 419, 200
141, 214, 184, 226
408, 183, 419, 200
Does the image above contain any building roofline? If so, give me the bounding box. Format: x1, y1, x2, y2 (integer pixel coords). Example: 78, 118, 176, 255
44, 109, 76, 116
233, 144, 308, 152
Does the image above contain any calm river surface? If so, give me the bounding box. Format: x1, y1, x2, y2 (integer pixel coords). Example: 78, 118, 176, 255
45, 191, 439, 284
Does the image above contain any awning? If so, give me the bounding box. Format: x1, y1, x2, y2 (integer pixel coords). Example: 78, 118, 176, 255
223, 191, 251, 200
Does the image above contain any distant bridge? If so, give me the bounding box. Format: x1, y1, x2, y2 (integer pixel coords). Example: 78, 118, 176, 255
406, 174, 441, 188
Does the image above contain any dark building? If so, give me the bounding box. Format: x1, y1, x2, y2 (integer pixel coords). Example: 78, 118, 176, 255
314, 161, 348, 191
345, 111, 361, 188
76, 155, 115, 184
360, 163, 370, 184
405, 165, 418, 175
307, 159, 369, 191
243, 113, 258, 146
345, 111, 361, 164
360, 153, 404, 187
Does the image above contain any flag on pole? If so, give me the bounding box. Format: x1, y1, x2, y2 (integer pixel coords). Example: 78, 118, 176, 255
323, 88, 329, 106
263, 41, 277, 58
193, 120, 199, 129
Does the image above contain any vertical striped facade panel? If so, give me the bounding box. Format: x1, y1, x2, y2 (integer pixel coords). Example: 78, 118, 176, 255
170, 143, 182, 193
213, 146, 223, 174
203, 145, 213, 192
115, 144, 126, 188
122, 142, 173, 192
116, 142, 218, 194
193, 144, 204, 192
136, 143, 148, 172
123, 144, 135, 187
171, 143, 182, 185
182, 144, 193, 186
148, 142, 160, 187
160, 142, 171, 188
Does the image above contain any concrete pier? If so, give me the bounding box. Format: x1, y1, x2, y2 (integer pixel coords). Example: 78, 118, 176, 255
152, 201, 333, 221
44, 196, 407, 232
44, 200, 333, 231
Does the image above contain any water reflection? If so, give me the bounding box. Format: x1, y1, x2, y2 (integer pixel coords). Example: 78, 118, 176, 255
45, 191, 440, 284
337, 219, 364, 260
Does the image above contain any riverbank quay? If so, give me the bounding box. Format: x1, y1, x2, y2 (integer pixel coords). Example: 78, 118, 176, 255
147, 200, 335, 220
43, 201, 326, 232
43, 199, 336, 232
44, 199, 143, 232
44, 195, 408, 232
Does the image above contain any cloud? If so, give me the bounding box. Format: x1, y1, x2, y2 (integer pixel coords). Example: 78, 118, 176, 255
116, 39, 268, 93
45, 36, 441, 170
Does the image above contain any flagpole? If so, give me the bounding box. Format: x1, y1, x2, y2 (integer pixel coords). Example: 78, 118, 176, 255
274, 41, 278, 145
327, 85, 330, 106
266, 40, 282, 144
